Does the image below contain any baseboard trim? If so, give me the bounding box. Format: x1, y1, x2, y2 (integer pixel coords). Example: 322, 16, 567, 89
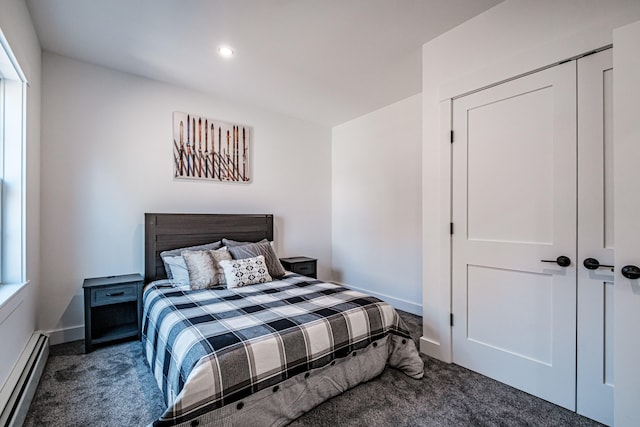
0, 332, 49, 427
420, 336, 452, 363
332, 281, 422, 315
47, 325, 84, 346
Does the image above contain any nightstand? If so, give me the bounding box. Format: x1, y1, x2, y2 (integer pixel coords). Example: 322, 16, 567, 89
82, 273, 143, 353
280, 257, 317, 279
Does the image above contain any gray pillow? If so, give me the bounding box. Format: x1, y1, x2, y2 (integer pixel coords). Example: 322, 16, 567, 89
182, 248, 232, 289
227, 241, 286, 278
160, 241, 223, 279
222, 238, 269, 247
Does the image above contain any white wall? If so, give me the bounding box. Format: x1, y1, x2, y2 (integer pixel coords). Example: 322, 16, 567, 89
40, 53, 332, 342
332, 94, 421, 314
0, 0, 41, 392
421, 0, 640, 361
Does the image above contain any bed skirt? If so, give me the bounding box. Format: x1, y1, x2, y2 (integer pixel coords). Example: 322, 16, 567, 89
150, 333, 422, 427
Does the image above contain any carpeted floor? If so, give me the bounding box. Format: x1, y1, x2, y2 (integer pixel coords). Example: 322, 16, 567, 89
24, 311, 602, 427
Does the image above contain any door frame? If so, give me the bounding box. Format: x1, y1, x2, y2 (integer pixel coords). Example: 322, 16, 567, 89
612, 20, 640, 426
421, 32, 615, 363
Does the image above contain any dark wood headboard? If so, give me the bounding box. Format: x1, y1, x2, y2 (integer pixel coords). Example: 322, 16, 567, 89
144, 213, 274, 283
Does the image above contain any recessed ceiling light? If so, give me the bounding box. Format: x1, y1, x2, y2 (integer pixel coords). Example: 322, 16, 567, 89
218, 46, 234, 58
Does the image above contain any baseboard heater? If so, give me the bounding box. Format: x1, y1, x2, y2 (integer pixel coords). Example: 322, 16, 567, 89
0, 332, 49, 427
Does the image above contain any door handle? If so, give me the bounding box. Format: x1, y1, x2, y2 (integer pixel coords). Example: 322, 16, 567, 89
541, 256, 571, 267
621, 265, 640, 280
583, 258, 614, 271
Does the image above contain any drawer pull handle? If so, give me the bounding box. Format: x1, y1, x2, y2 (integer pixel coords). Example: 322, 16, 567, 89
106, 291, 125, 297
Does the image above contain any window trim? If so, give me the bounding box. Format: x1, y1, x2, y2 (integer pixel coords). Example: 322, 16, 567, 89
0, 26, 28, 290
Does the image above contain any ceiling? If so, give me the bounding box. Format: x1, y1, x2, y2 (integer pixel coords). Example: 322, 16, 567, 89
26, 0, 502, 126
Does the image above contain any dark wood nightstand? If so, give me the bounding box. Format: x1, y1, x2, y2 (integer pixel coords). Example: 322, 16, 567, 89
280, 257, 317, 279
83, 273, 143, 353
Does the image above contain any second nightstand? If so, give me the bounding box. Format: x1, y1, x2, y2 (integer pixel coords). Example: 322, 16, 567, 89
280, 256, 317, 279
82, 273, 143, 353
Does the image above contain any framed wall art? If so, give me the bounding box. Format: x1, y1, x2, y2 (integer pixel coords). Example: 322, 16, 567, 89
172, 111, 251, 182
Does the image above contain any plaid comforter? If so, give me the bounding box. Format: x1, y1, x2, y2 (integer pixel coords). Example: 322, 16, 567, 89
142, 273, 422, 426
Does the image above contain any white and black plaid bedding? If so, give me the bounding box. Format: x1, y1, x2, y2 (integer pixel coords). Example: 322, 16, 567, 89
142, 273, 423, 426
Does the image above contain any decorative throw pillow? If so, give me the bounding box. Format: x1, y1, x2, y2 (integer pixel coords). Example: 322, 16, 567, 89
182, 247, 232, 290
219, 255, 273, 288
163, 256, 190, 284
222, 238, 269, 247
160, 241, 223, 279
227, 241, 286, 278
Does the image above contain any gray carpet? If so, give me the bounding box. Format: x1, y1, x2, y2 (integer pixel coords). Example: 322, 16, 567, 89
24, 312, 602, 427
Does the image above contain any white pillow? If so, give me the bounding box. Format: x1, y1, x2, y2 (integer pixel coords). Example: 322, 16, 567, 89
163, 256, 190, 283
219, 255, 273, 289
160, 240, 223, 279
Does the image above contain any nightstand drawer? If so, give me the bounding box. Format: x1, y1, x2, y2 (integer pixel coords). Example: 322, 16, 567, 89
292, 261, 315, 276
280, 257, 317, 279
91, 283, 138, 307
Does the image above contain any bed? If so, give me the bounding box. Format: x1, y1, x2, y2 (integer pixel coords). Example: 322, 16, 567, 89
142, 213, 424, 427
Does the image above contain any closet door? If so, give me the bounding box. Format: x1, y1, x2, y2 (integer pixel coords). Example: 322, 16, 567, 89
577, 48, 614, 426
451, 61, 577, 410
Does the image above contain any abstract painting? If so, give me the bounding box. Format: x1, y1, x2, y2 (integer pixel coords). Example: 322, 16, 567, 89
173, 111, 251, 182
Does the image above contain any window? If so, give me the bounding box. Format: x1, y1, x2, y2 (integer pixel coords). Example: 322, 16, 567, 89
0, 30, 27, 285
